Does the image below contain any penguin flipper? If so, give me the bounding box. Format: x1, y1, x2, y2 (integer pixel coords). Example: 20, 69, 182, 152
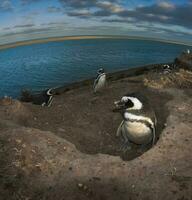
116, 120, 124, 137
47, 96, 53, 107
152, 114, 157, 146
93, 76, 100, 91
151, 124, 156, 146
41, 102, 46, 107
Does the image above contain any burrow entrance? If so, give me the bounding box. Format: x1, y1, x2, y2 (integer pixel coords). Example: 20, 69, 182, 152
24, 79, 172, 161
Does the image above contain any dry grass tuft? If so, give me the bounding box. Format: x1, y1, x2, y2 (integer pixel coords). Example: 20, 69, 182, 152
20, 89, 32, 102
0, 96, 13, 106
144, 69, 192, 89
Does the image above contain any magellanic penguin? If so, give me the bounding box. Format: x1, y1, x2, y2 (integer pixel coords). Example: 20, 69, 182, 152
93, 68, 106, 93
32, 88, 54, 107
163, 64, 172, 74
113, 93, 157, 151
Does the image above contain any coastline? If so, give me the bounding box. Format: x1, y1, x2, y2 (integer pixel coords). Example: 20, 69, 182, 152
0, 35, 191, 51
0, 59, 191, 200
0, 62, 170, 98
48, 63, 167, 95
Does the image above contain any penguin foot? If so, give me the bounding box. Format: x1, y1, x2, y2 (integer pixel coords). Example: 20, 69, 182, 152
120, 141, 132, 152
41, 102, 46, 107
137, 143, 148, 153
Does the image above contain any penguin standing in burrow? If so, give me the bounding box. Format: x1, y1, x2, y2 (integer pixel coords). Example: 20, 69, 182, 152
113, 93, 157, 151
93, 68, 106, 93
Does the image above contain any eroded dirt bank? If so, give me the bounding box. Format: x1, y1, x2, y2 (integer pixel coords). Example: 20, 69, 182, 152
0, 69, 192, 200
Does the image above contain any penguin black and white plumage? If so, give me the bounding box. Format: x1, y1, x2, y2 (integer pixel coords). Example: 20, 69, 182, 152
163, 64, 172, 74
32, 88, 53, 107
93, 68, 106, 93
113, 93, 157, 151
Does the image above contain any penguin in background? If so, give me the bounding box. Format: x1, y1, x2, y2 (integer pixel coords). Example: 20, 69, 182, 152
41, 88, 53, 107
163, 64, 172, 74
32, 88, 54, 107
113, 93, 157, 152
93, 68, 106, 93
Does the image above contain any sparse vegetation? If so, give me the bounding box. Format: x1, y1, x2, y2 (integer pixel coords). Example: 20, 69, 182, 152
0, 96, 13, 106
144, 69, 192, 89
20, 89, 32, 102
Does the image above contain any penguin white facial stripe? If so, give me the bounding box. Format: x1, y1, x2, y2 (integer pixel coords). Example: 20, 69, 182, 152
47, 89, 52, 96
127, 97, 143, 110
124, 113, 154, 127
121, 96, 143, 110
121, 96, 129, 102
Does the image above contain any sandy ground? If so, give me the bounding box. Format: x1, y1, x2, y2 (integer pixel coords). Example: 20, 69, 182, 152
0, 71, 192, 200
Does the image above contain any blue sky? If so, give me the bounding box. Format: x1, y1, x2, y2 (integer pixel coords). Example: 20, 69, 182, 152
0, 0, 192, 45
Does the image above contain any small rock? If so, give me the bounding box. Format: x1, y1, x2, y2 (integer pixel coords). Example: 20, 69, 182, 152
35, 163, 42, 168
131, 184, 135, 189
92, 177, 101, 181
83, 185, 88, 191
69, 167, 72, 171
63, 146, 67, 151
16, 139, 22, 144
78, 183, 83, 188
31, 149, 36, 153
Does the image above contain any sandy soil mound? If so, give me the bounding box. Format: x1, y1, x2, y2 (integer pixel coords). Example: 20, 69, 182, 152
0, 97, 32, 126
18, 75, 171, 160
0, 89, 191, 200
0, 70, 191, 200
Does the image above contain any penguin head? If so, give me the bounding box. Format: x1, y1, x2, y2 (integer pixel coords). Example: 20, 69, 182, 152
97, 68, 105, 74
163, 64, 170, 69
45, 88, 53, 96
113, 95, 143, 112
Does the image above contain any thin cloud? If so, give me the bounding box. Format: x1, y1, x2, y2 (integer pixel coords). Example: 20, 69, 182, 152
41, 22, 68, 26
1, 27, 56, 37
47, 6, 62, 13
14, 24, 35, 28
0, 0, 13, 11
21, 0, 41, 5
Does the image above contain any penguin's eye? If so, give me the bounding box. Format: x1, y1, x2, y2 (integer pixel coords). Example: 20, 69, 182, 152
125, 99, 134, 108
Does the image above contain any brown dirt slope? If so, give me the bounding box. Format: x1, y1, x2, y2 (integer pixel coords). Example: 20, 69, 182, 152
0, 70, 192, 200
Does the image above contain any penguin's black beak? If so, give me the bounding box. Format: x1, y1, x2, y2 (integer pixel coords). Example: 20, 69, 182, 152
112, 100, 125, 112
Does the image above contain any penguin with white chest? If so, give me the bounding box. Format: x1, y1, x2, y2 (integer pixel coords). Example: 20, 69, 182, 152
113, 93, 157, 151
93, 68, 106, 93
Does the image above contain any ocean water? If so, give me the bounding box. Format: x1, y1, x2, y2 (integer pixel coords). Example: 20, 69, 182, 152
0, 38, 189, 97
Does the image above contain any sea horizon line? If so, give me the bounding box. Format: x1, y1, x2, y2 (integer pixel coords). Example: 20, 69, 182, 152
0, 35, 191, 51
